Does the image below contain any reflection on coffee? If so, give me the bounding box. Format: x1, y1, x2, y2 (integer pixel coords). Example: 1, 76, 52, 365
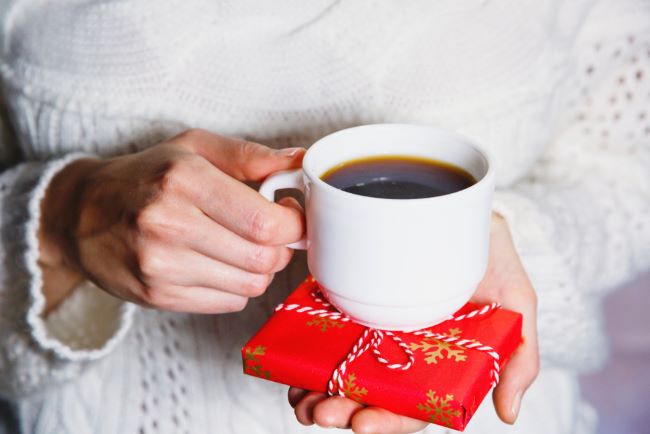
321, 155, 476, 199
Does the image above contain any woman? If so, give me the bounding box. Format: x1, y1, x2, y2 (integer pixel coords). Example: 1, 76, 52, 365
1, 1, 648, 433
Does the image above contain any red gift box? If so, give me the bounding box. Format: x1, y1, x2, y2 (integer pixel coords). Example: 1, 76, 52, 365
242, 276, 522, 431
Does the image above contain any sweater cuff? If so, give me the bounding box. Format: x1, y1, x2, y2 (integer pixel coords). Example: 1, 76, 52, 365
492, 189, 576, 301
492, 190, 608, 372
492, 190, 556, 259
24, 153, 134, 362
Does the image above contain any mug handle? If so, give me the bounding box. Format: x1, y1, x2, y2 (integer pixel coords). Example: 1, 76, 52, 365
259, 169, 307, 250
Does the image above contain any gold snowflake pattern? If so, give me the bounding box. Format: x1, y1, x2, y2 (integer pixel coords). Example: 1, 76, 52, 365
244, 345, 271, 379
417, 390, 462, 427
409, 328, 468, 364
306, 316, 345, 332
341, 373, 368, 403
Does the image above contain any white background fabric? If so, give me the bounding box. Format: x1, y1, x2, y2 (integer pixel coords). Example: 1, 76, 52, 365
1, 1, 649, 433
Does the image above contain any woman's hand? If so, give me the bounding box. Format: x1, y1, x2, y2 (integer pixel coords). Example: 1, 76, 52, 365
38, 129, 306, 314
289, 213, 539, 433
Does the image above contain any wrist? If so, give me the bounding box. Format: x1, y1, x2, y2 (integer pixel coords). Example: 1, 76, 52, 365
38, 157, 104, 312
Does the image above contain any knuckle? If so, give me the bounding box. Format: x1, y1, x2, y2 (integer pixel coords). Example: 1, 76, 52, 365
136, 248, 165, 279
137, 285, 165, 307
237, 140, 262, 159
177, 128, 208, 144
530, 353, 541, 377
158, 158, 190, 194
525, 359, 541, 385
235, 140, 270, 181
247, 208, 279, 244
248, 246, 279, 274
133, 206, 162, 234
133, 205, 184, 241
242, 273, 272, 298
160, 153, 207, 195
531, 357, 541, 380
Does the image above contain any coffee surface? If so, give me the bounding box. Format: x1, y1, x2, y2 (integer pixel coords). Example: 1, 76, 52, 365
321, 155, 476, 199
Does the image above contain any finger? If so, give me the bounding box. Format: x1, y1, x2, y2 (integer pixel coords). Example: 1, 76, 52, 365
173, 129, 305, 182
192, 165, 305, 245
351, 407, 428, 434
288, 387, 310, 408
184, 211, 294, 274
312, 396, 363, 429
294, 392, 328, 426
492, 340, 539, 424
140, 245, 274, 298
277, 196, 303, 212
492, 304, 539, 423
138, 284, 249, 314
493, 287, 539, 424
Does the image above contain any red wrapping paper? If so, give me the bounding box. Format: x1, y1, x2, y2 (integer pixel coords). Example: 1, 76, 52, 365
242, 276, 522, 431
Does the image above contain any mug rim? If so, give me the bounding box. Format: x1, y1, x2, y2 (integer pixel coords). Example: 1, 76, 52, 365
302, 123, 494, 203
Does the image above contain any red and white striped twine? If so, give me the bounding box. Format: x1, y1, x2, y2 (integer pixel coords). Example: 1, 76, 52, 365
446, 302, 500, 322
274, 289, 503, 394
274, 301, 352, 323
328, 328, 416, 396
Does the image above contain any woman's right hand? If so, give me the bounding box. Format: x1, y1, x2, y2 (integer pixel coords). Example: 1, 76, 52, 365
38, 129, 306, 314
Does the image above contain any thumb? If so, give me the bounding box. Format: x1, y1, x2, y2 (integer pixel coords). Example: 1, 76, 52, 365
173, 129, 305, 182
222, 141, 306, 182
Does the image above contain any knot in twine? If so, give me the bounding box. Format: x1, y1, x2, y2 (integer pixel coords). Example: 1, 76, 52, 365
275, 287, 502, 397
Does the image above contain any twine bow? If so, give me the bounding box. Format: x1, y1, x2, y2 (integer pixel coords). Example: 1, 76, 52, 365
274, 283, 503, 397
326, 327, 415, 396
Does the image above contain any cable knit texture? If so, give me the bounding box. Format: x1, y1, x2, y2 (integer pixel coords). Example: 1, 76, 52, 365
0, 0, 648, 433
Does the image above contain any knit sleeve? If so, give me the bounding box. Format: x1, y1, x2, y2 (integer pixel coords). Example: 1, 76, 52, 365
0, 102, 134, 399
493, 0, 650, 372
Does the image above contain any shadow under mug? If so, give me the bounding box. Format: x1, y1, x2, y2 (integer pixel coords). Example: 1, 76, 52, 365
260, 124, 495, 330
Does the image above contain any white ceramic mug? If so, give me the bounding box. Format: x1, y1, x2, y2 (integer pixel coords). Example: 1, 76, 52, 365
260, 124, 494, 330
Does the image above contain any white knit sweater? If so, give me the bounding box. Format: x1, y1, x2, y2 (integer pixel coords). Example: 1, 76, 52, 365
1, 1, 649, 433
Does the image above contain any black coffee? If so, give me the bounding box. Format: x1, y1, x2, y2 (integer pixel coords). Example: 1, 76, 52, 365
321, 155, 476, 199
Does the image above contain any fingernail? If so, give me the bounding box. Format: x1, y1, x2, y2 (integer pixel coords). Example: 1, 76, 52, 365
511, 389, 523, 421
276, 147, 304, 157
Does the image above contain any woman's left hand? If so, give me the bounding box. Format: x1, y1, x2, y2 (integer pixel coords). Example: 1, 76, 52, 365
288, 213, 539, 433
